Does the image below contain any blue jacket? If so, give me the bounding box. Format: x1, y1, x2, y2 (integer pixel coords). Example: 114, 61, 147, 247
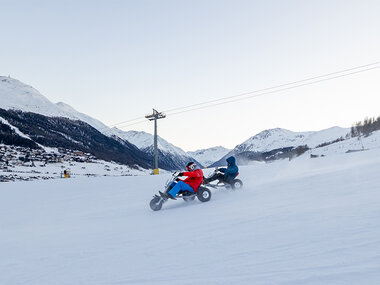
219, 156, 239, 182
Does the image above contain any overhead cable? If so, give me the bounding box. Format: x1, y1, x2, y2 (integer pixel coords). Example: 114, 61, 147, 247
163, 61, 380, 114
113, 61, 380, 130
165, 65, 380, 116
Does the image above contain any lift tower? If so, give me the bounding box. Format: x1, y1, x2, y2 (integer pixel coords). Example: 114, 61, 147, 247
145, 109, 166, 175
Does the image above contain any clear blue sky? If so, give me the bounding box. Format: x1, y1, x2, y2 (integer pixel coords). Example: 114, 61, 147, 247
1, 0, 380, 151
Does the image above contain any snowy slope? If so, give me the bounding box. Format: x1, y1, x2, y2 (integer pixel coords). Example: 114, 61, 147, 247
1, 148, 380, 284
113, 128, 203, 169
211, 127, 351, 166
236, 127, 350, 152
0, 116, 33, 141
0, 76, 62, 116
310, 129, 380, 155
113, 129, 189, 157
0, 76, 112, 135
188, 146, 230, 167
54, 102, 113, 136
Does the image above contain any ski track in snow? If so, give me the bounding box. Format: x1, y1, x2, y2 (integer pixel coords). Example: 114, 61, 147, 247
0, 116, 31, 140
1, 150, 380, 284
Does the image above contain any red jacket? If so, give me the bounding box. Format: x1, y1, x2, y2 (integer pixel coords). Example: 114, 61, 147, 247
182, 169, 203, 192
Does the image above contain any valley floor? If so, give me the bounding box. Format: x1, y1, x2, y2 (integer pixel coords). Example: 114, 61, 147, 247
0, 160, 149, 182
1, 148, 380, 284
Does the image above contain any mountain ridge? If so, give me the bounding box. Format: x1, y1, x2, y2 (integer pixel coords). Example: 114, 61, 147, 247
0, 76, 114, 136
188, 146, 230, 167
211, 127, 350, 166
0, 108, 151, 168
0, 76, 359, 169
113, 128, 203, 170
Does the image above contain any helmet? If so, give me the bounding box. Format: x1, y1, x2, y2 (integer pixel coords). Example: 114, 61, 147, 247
186, 162, 196, 171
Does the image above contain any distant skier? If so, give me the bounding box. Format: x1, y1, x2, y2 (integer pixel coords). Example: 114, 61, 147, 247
160, 162, 203, 200
204, 156, 239, 184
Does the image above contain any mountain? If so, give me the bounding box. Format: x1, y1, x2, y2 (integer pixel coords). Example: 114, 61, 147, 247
0, 76, 206, 171
0, 76, 152, 168
0, 76, 113, 136
0, 108, 151, 168
0, 76, 62, 116
235, 127, 350, 152
113, 129, 203, 170
54, 102, 114, 136
211, 127, 350, 166
0, 76, 357, 170
188, 146, 230, 167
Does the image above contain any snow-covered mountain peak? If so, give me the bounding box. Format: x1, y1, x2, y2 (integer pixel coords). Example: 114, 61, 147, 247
1, 76, 41, 96
188, 146, 230, 167
112, 128, 188, 157
254, 128, 296, 140
56, 101, 77, 112
112, 128, 203, 169
237, 127, 349, 153
0, 76, 61, 116
0, 76, 113, 136
240, 128, 301, 150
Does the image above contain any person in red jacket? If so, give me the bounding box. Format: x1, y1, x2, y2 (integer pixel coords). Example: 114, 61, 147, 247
160, 162, 203, 200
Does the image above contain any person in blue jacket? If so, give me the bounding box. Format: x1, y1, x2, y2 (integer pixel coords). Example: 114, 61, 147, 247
205, 156, 239, 184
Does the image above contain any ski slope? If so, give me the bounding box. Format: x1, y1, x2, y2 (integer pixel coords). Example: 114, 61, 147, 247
1, 149, 380, 284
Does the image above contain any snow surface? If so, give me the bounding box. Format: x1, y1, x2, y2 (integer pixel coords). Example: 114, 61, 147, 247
188, 146, 231, 167
1, 147, 380, 284
309, 130, 380, 156
0, 159, 149, 181
237, 127, 350, 152
0, 76, 113, 136
0, 76, 60, 116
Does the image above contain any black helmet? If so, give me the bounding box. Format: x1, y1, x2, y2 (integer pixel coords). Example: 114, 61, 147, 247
186, 162, 196, 171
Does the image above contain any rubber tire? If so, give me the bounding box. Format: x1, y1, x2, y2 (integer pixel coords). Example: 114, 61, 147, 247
150, 196, 163, 211
197, 187, 212, 202
231, 179, 243, 190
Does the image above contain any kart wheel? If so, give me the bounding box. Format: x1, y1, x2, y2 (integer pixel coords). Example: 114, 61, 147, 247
197, 187, 211, 202
150, 196, 163, 211
183, 195, 196, 202
231, 179, 243, 190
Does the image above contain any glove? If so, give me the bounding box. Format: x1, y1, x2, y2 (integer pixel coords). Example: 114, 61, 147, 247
177, 172, 184, 176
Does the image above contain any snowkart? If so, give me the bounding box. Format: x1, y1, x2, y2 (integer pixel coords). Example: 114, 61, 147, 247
150, 172, 212, 211
204, 167, 243, 190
